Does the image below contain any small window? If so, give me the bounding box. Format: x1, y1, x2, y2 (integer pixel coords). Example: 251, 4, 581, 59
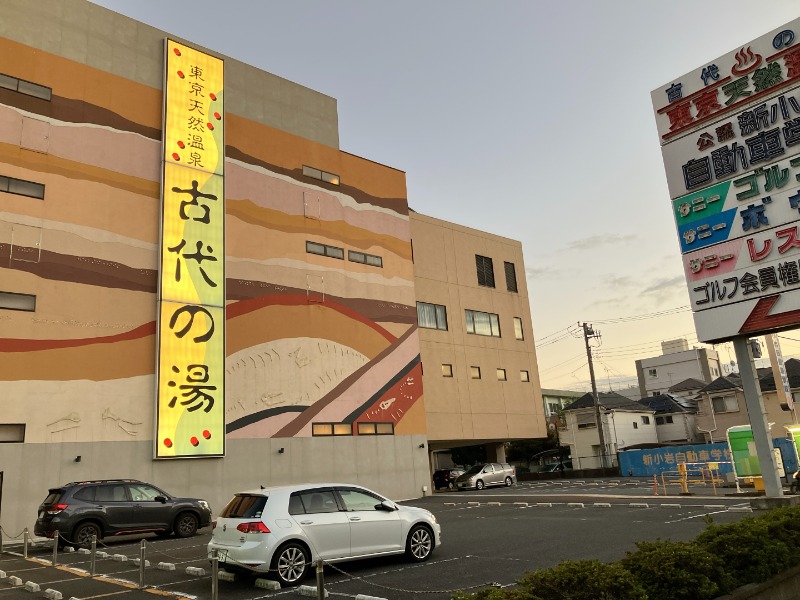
648, 368, 657, 377
504, 261, 518, 293
514, 317, 524, 340
312, 423, 353, 436
348, 250, 382, 268
712, 396, 739, 413
357, 422, 394, 435
476, 255, 495, 288
641, 416, 650, 425
497, 368, 507, 381
417, 302, 448, 330
656, 416, 664, 425
0, 175, 45, 200
633, 422, 639, 429
0, 424, 25, 442
520, 370, 530, 382
470, 366, 481, 379
0, 72, 52, 101
306, 241, 344, 260
442, 364, 453, 377
303, 164, 340, 186
665, 415, 673, 424
0, 292, 36, 312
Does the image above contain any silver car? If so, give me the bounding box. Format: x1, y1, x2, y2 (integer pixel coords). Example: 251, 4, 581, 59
455, 462, 516, 490
207, 483, 441, 586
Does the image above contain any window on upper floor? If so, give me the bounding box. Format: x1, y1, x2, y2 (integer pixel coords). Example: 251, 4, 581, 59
303, 165, 340, 186
648, 368, 657, 377
1, 175, 45, 200
576, 412, 596, 429
465, 309, 501, 337
442, 364, 453, 377
497, 368, 507, 381
712, 396, 739, 413
306, 241, 344, 260
348, 250, 382, 268
0, 424, 25, 442
357, 422, 394, 435
504, 261, 518, 293
470, 366, 481, 380
513, 317, 524, 340
0, 291, 36, 312
641, 416, 650, 425
476, 255, 495, 288
633, 422, 639, 429
417, 302, 448, 330
521, 370, 530, 383
0, 72, 52, 101
312, 423, 352, 436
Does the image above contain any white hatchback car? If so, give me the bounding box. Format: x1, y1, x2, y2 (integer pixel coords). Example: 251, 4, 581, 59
207, 483, 441, 586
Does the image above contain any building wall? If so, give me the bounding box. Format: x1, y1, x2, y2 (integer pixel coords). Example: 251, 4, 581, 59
563, 409, 657, 468
636, 348, 721, 397
604, 411, 658, 451
0, 0, 431, 539
541, 389, 583, 419
695, 389, 797, 443
410, 212, 545, 448
655, 414, 699, 443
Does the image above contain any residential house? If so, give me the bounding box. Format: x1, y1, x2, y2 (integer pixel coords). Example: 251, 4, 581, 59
637, 393, 700, 444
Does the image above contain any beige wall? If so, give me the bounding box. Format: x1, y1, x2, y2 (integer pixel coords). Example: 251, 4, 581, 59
411, 212, 546, 447
696, 389, 798, 443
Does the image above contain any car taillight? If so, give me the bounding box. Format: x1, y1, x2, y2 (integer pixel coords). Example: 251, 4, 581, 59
236, 522, 270, 534
212, 520, 217, 529
47, 503, 68, 515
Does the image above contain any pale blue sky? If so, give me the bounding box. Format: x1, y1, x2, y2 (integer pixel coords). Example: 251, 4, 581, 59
90, 1, 799, 392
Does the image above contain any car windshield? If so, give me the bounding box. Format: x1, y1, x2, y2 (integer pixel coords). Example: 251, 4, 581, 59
464, 465, 484, 475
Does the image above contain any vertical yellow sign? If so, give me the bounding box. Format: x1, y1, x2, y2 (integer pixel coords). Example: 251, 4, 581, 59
157, 39, 225, 458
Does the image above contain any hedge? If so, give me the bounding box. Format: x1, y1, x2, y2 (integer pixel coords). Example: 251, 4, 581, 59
453, 505, 800, 600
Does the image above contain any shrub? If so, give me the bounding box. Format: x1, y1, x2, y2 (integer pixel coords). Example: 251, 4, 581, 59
515, 560, 647, 600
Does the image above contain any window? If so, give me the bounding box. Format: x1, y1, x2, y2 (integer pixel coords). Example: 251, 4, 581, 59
302, 165, 340, 186
712, 396, 739, 413
357, 422, 394, 435
497, 368, 507, 381
0, 175, 45, 200
648, 368, 657, 377
642, 416, 650, 425
338, 487, 384, 511
299, 490, 339, 514
465, 309, 501, 337
417, 302, 448, 330
504, 261, 518, 292
513, 317, 524, 340
348, 250, 383, 268
633, 422, 639, 429
476, 255, 495, 288
442, 364, 453, 377
576, 413, 596, 429
548, 402, 560, 414
652, 391, 659, 397
0, 292, 36, 312
0, 424, 25, 442
0, 72, 52, 101
312, 423, 352, 436
656, 416, 674, 425
470, 366, 481, 379
521, 370, 530, 382
306, 241, 344, 259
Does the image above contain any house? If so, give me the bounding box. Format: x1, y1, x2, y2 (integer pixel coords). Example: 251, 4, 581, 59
637, 393, 700, 444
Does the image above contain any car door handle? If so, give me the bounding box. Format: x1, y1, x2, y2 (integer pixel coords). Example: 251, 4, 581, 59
349, 517, 361, 522
299, 520, 313, 525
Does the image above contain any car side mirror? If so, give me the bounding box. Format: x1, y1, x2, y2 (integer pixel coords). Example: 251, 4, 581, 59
377, 500, 397, 511
154, 495, 167, 504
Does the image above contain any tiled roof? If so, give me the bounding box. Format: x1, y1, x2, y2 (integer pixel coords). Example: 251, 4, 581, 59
700, 374, 742, 393
757, 358, 800, 392
563, 391, 651, 412
638, 393, 697, 414
668, 378, 707, 393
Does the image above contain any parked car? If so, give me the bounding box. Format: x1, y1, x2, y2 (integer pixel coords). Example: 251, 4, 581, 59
545, 461, 573, 472
455, 463, 516, 490
207, 483, 441, 586
34, 479, 212, 548
432, 468, 465, 490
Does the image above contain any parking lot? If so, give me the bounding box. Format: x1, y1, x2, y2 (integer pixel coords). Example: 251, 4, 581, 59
0, 478, 760, 599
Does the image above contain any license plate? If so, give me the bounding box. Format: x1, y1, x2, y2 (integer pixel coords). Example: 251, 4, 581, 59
211, 549, 227, 561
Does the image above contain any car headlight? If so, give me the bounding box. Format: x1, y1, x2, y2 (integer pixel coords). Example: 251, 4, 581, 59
427, 512, 437, 524
199, 500, 210, 510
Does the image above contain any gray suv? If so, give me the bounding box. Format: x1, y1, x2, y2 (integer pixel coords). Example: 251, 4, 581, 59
455, 463, 516, 490
34, 479, 212, 548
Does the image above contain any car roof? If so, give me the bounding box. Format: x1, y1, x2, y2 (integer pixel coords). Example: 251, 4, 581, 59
233, 483, 377, 496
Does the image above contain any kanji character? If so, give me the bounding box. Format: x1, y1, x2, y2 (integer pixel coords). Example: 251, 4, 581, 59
701, 64, 720, 85
777, 226, 800, 254
759, 266, 780, 290
697, 132, 714, 151
745, 128, 785, 163
733, 172, 759, 200
666, 101, 694, 131
666, 82, 683, 102
751, 62, 783, 92
187, 134, 204, 150
168, 239, 218, 287
723, 277, 738, 298
785, 46, 800, 79
722, 77, 752, 106
188, 152, 204, 168
747, 237, 772, 261
171, 180, 218, 224
711, 143, 748, 179
761, 165, 790, 191
189, 65, 205, 80
168, 305, 215, 343
683, 157, 712, 189
737, 103, 769, 135
740, 203, 769, 231
778, 261, 800, 286
784, 118, 800, 146
187, 116, 205, 132
694, 89, 722, 119
167, 364, 216, 412
716, 122, 735, 143
189, 82, 204, 97
740, 272, 760, 294
187, 98, 205, 115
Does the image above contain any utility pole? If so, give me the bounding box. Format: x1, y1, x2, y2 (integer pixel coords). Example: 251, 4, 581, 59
582, 323, 607, 469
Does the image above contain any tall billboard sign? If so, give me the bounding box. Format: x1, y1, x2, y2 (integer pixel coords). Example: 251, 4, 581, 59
653, 20, 800, 343
156, 39, 225, 458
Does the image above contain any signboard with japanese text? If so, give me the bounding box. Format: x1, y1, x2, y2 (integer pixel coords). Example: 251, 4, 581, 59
156, 39, 225, 458
654, 19, 800, 343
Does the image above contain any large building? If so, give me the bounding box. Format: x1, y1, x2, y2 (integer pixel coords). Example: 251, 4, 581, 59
0, 0, 544, 537
635, 339, 721, 397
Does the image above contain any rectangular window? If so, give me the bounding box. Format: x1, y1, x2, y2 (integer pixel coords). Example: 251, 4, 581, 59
303, 164, 340, 186
496, 368, 507, 381
357, 422, 394, 435
0, 175, 45, 200
504, 261, 518, 293
0, 72, 52, 101
656, 416, 664, 425
442, 364, 453, 377
470, 366, 481, 379
306, 241, 344, 260
576, 413, 596, 429
465, 309, 501, 337
520, 370, 530, 382
633, 422, 639, 429
514, 317, 524, 340
665, 415, 673, 424
312, 423, 353, 436
712, 396, 739, 413
348, 250, 383, 268
648, 368, 657, 377
0, 424, 25, 443
641, 416, 650, 425
476, 255, 495, 288
417, 302, 448, 330
0, 291, 36, 312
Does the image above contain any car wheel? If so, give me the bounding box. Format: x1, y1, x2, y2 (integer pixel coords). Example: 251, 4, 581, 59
447, 481, 454, 490
406, 524, 434, 562
271, 542, 310, 586
476, 480, 485, 490
174, 512, 199, 538
72, 522, 102, 548
505, 476, 513, 487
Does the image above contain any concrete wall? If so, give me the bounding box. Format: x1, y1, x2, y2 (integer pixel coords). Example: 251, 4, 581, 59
637, 348, 721, 396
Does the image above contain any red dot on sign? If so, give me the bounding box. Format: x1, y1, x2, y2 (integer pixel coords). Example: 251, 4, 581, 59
214, 112, 221, 120
173, 48, 181, 56
172, 152, 180, 161
191, 436, 199, 447
207, 122, 214, 130
164, 438, 173, 448
203, 430, 211, 439
209, 93, 217, 101
177, 140, 185, 149
177, 70, 185, 79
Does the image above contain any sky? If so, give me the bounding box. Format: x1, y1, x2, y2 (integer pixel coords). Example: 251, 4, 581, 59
89, 0, 800, 393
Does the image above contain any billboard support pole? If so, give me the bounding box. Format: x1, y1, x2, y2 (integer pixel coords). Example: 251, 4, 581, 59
733, 336, 783, 498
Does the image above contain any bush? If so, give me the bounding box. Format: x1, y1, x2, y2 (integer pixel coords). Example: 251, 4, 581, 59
515, 560, 647, 600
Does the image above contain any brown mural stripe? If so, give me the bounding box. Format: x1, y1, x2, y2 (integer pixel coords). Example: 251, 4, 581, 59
0, 321, 155, 352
